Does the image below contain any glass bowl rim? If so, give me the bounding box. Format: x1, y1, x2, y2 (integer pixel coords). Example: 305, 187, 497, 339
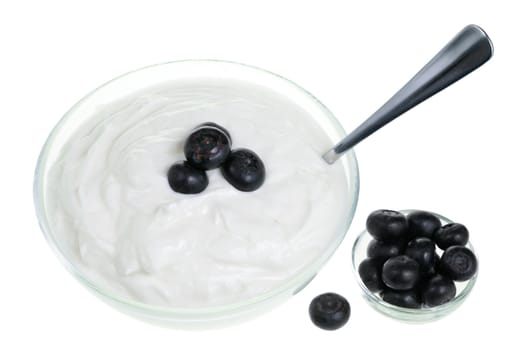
351, 209, 477, 318
33, 59, 361, 318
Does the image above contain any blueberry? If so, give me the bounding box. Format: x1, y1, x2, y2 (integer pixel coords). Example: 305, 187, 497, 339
196, 122, 231, 141
439, 246, 478, 281
358, 258, 385, 292
367, 239, 405, 263
381, 289, 421, 309
423, 252, 440, 279
417, 253, 440, 291
421, 275, 456, 307
407, 210, 441, 239
382, 255, 420, 290
434, 223, 469, 250
167, 162, 208, 194
405, 237, 436, 275
366, 209, 409, 242
309, 293, 350, 330
221, 149, 265, 192
184, 124, 231, 170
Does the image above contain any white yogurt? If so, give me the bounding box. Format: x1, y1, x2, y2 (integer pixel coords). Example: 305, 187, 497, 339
45, 79, 351, 308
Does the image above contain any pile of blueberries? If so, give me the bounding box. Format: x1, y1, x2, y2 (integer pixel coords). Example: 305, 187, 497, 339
167, 122, 265, 194
358, 209, 478, 308
308, 209, 478, 331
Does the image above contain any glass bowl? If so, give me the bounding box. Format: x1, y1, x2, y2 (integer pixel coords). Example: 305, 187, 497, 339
34, 60, 360, 328
351, 209, 477, 323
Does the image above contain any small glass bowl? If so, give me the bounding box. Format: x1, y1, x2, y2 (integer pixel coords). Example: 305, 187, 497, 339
34, 60, 360, 328
351, 209, 477, 323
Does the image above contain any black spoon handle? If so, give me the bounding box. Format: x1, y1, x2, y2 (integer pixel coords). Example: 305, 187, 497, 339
323, 24, 493, 164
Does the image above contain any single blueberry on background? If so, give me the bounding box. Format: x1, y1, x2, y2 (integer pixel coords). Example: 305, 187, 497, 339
309, 293, 350, 330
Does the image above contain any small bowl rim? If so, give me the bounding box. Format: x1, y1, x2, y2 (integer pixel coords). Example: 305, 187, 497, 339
351, 209, 478, 321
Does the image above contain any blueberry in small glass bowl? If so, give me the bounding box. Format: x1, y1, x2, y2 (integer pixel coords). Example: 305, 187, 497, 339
351, 209, 478, 323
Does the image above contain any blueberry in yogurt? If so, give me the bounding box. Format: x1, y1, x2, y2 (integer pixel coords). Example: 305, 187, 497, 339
221, 148, 265, 192
175, 124, 267, 193
167, 162, 209, 194
196, 122, 231, 140
184, 123, 231, 170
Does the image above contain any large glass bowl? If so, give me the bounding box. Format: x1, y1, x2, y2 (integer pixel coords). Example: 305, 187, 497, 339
34, 60, 360, 328
352, 209, 477, 323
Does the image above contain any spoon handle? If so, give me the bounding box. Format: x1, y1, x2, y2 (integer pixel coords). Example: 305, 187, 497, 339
323, 24, 493, 164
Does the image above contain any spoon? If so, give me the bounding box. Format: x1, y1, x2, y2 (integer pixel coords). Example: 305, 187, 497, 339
323, 24, 493, 164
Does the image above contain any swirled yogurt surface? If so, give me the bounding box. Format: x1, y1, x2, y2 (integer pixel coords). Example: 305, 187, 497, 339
45, 79, 352, 308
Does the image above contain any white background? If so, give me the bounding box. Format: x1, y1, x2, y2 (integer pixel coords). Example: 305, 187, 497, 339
2, 1, 524, 349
